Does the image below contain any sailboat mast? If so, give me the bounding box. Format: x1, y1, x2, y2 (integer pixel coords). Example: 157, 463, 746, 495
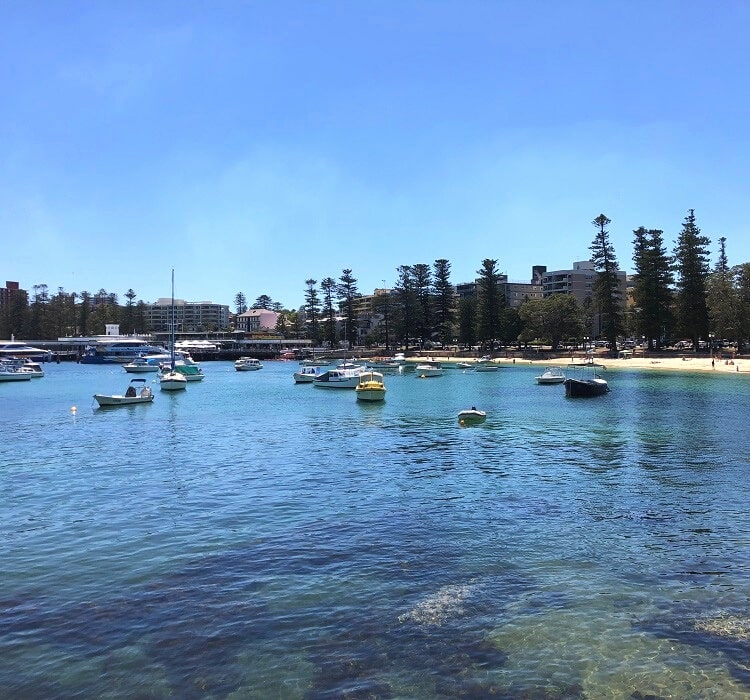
170, 268, 175, 370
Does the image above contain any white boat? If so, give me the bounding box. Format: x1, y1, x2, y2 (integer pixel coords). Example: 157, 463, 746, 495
475, 357, 499, 372
0, 360, 32, 382
415, 360, 443, 378
174, 361, 205, 382
355, 371, 386, 401
456, 362, 473, 370
235, 357, 263, 371
0, 342, 51, 361
564, 363, 609, 397
80, 339, 167, 364
300, 357, 331, 367
94, 378, 154, 406
365, 358, 402, 371
535, 366, 566, 384
458, 408, 486, 425
123, 355, 160, 373
3, 357, 45, 377
313, 365, 366, 389
159, 270, 187, 392
293, 366, 322, 383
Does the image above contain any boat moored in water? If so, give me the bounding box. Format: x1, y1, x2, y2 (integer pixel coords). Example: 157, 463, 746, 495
536, 366, 566, 384
313, 365, 366, 389
564, 363, 609, 397
0, 360, 33, 381
293, 366, 322, 383
235, 357, 263, 371
415, 360, 443, 378
458, 407, 487, 425
94, 378, 154, 406
355, 371, 386, 401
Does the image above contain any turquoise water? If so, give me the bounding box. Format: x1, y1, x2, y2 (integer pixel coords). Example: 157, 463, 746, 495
1, 361, 749, 698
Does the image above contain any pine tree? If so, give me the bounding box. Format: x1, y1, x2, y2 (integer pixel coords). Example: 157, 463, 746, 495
706, 236, 736, 346
631, 227, 674, 349
304, 279, 321, 343
476, 259, 503, 348
673, 209, 711, 352
337, 269, 359, 349
320, 278, 337, 347
589, 214, 624, 352
432, 259, 455, 347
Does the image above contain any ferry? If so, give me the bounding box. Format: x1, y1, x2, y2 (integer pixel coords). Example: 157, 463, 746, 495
0, 341, 52, 361
80, 338, 168, 364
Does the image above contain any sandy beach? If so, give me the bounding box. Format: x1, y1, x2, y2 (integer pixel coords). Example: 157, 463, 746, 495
412, 353, 747, 375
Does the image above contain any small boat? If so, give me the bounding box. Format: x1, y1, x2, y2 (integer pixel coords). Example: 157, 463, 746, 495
0, 342, 52, 361
564, 363, 609, 397
174, 362, 205, 382
456, 361, 473, 370
235, 357, 263, 371
458, 408, 486, 425
313, 365, 365, 389
536, 366, 566, 384
300, 357, 331, 367
0, 360, 32, 382
94, 378, 154, 406
355, 371, 386, 401
475, 356, 499, 372
293, 366, 322, 383
159, 269, 188, 392
123, 355, 160, 373
4, 357, 45, 377
415, 360, 443, 378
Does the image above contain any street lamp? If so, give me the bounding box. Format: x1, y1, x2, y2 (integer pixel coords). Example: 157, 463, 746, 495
708, 332, 715, 357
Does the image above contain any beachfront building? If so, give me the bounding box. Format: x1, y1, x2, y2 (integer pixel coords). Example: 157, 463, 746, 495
235, 308, 280, 333
542, 260, 627, 336
455, 269, 544, 308
0, 281, 24, 308
146, 298, 230, 333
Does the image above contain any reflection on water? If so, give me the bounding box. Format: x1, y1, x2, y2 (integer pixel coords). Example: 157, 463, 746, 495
1, 362, 749, 697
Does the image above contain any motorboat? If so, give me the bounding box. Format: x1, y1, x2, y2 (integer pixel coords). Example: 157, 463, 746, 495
3, 357, 45, 377
300, 357, 331, 367
365, 358, 402, 371
123, 355, 160, 373
0, 342, 52, 361
475, 362, 499, 372
355, 371, 386, 402
564, 363, 609, 397
415, 360, 443, 378
293, 366, 322, 383
235, 357, 263, 371
174, 361, 205, 382
159, 270, 188, 392
80, 339, 167, 364
458, 408, 486, 425
536, 366, 566, 384
94, 378, 154, 406
0, 361, 32, 382
313, 365, 366, 389
160, 369, 188, 391
475, 356, 499, 372
456, 361, 473, 370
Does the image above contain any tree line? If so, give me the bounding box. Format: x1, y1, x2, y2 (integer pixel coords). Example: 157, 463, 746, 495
4, 210, 749, 353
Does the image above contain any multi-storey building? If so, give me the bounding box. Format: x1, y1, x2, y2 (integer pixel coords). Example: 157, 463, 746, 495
0, 281, 23, 308
146, 298, 230, 333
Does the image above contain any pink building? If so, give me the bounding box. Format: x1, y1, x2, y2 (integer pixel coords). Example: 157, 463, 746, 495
236, 309, 280, 333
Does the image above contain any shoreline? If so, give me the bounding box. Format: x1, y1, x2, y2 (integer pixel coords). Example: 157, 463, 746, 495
407, 354, 746, 375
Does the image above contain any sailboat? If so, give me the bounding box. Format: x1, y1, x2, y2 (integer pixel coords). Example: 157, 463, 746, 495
159, 269, 188, 392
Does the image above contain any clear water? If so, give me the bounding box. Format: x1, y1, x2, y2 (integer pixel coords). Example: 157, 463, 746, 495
1, 362, 749, 699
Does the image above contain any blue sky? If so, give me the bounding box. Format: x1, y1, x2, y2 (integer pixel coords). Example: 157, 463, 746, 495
3, 1, 749, 310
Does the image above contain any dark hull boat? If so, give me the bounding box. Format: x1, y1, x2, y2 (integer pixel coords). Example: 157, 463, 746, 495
564, 363, 609, 397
